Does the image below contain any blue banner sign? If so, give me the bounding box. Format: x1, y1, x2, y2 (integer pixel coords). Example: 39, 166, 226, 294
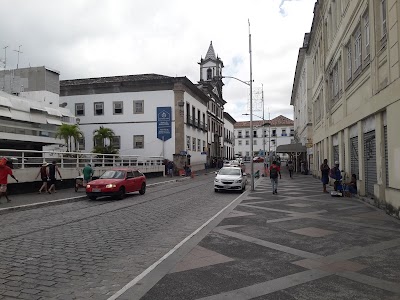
157, 107, 172, 141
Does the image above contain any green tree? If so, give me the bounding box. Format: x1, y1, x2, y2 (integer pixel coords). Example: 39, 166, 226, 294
55, 124, 84, 152
93, 126, 118, 154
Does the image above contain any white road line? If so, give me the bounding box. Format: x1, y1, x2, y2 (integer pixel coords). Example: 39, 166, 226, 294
107, 191, 247, 300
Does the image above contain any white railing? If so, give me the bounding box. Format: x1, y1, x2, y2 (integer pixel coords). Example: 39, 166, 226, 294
0, 149, 164, 169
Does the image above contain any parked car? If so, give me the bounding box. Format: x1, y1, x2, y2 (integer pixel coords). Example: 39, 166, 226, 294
214, 167, 247, 192
86, 168, 146, 200
253, 156, 264, 163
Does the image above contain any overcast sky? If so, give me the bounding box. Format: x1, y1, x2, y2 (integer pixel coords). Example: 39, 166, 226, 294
0, 0, 315, 122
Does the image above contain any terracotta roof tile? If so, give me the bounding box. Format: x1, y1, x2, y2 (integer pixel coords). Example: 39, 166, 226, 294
234, 115, 293, 128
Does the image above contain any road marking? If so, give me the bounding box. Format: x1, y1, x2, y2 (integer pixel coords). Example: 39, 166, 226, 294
107, 191, 248, 300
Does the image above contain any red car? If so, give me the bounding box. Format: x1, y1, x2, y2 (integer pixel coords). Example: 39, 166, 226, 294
86, 168, 146, 200
253, 156, 264, 163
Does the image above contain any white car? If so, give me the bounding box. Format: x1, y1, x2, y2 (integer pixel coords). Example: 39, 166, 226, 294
214, 167, 247, 192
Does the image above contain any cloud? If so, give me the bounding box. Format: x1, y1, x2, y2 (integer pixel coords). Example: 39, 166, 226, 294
0, 0, 316, 122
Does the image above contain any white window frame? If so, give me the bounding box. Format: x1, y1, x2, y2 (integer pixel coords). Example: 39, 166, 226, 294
133, 100, 144, 114
364, 12, 370, 58
354, 27, 362, 70
197, 139, 201, 151
186, 136, 190, 150
203, 140, 206, 152
192, 138, 196, 151
238, 140, 242, 146
245, 140, 249, 146
133, 135, 144, 149
75, 103, 85, 116
346, 42, 352, 81
381, 0, 387, 37
113, 101, 123, 115
94, 102, 104, 116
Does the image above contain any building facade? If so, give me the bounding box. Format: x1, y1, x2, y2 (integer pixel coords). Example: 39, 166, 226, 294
223, 112, 236, 160
197, 42, 226, 165
234, 115, 294, 159
291, 33, 314, 171
60, 75, 209, 171
300, 0, 400, 210
0, 67, 74, 151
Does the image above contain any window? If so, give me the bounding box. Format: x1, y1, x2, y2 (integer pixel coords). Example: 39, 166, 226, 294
245, 140, 249, 145
75, 103, 84, 116
381, 0, 387, 37
253, 140, 257, 145
113, 101, 123, 115
346, 42, 352, 81
272, 129, 276, 137
271, 139, 276, 145
192, 138, 196, 151
203, 140, 206, 151
238, 140, 242, 146
290, 128, 295, 136
207, 68, 212, 80
363, 11, 370, 58
186, 136, 190, 150
78, 136, 85, 150
354, 27, 362, 71
94, 136, 103, 147
197, 139, 201, 151
282, 129, 287, 136
263, 130, 267, 137
94, 102, 104, 116
245, 151, 250, 157
111, 136, 120, 149
133, 135, 144, 149
245, 131, 250, 138
133, 100, 144, 114
253, 130, 257, 138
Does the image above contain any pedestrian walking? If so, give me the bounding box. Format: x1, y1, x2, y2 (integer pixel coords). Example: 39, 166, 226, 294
35, 162, 49, 194
320, 159, 330, 193
82, 163, 94, 186
167, 160, 174, 177
269, 160, 281, 194
287, 160, 294, 178
48, 161, 62, 194
0, 158, 19, 203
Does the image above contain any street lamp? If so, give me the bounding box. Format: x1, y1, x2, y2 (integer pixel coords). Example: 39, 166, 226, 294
219, 21, 254, 190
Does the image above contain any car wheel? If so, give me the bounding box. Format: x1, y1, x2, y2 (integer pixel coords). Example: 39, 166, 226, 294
88, 196, 97, 200
117, 187, 125, 200
139, 183, 146, 195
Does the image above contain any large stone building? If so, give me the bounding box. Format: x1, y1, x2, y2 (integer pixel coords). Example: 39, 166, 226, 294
293, 0, 400, 210
223, 112, 236, 160
234, 115, 294, 160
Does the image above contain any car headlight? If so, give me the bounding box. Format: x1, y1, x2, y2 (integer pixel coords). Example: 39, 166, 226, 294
214, 178, 220, 183
105, 184, 116, 188
86, 184, 91, 188
235, 179, 242, 183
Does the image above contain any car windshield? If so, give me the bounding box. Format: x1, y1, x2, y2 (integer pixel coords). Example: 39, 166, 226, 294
218, 168, 241, 176
100, 170, 126, 179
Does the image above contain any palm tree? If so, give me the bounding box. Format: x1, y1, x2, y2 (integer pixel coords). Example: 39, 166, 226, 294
56, 124, 84, 152
93, 126, 118, 154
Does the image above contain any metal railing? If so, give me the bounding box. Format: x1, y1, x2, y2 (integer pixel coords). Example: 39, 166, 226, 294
0, 149, 164, 169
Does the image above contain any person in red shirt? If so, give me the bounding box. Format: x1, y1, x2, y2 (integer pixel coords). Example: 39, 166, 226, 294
269, 160, 281, 194
0, 162, 19, 203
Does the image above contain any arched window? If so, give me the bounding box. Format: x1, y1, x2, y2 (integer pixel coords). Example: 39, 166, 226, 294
207, 68, 212, 80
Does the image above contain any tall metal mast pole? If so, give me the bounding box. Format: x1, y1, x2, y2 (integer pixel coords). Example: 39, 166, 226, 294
249, 19, 254, 191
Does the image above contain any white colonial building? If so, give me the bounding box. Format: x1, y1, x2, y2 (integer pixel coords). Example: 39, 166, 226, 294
223, 112, 236, 160
60, 75, 209, 171
234, 115, 294, 159
0, 67, 74, 151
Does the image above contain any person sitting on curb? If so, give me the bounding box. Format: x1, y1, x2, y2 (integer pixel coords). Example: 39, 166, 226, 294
330, 161, 342, 191
344, 174, 357, 196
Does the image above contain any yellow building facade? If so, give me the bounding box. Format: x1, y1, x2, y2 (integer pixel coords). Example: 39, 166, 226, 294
305, 0, 400, 212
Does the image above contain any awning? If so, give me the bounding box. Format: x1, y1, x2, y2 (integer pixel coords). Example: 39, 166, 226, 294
45, 107, 63, 117
59, 107, 75, 117
47, 118, 63, 125
30, 112, 47, 124
276, 143, 307, 153
0, 106, 12, 118
0, 95, 12, 108
10, 109, 31, 122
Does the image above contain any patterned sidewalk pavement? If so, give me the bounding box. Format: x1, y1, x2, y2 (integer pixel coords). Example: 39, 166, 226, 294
135, 172, 400, 300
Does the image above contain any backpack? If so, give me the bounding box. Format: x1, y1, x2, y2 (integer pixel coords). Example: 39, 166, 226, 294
270, 166, 278, 179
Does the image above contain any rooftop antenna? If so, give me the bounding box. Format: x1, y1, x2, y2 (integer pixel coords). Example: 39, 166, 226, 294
13, 45, 23, 69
